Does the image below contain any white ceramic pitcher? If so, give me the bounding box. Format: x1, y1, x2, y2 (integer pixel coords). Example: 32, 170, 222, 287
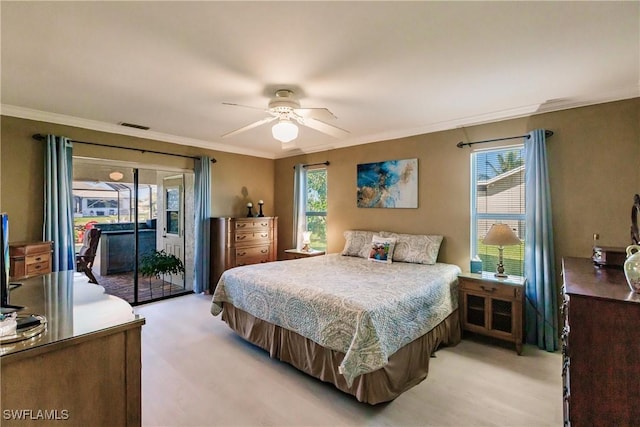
624, 245, 640, 293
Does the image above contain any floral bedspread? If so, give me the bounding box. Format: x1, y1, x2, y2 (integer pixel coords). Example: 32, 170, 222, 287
210, 254, 460, 386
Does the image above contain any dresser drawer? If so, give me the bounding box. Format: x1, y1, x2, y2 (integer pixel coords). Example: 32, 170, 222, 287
235, 246, 270, 259
234, 231, 271, 245
234, 219, 272, 231
459, 278, 518, 299
235, 249, 271, 267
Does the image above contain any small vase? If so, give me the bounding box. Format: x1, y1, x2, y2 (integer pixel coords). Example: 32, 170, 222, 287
624, 245, 640, 293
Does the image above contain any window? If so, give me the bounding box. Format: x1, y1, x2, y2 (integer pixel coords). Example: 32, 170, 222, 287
471, 146, 525, 276
305, 168, 327, 251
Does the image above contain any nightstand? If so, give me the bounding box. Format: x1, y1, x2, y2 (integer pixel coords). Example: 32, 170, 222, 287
458, 272, 526, 354
283, 249, 325, 260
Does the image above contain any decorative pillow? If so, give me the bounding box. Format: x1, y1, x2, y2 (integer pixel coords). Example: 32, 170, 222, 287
367, 235, 397, 264
379, 232, 443, 264
341, 230, 376, 258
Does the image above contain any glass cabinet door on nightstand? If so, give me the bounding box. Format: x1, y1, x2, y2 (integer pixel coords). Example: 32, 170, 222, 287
491, 298, 514, 334
463, 293, 514, 335
465, 294, 486, 328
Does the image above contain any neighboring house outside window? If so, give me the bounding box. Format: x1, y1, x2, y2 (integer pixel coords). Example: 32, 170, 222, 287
471, 146, 525, 276
305, 167, 327, 251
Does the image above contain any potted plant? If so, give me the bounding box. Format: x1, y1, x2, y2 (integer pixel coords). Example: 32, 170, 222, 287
139, 250, 185, 296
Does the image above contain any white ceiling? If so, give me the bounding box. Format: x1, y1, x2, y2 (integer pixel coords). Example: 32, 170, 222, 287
1, 1, 638, 159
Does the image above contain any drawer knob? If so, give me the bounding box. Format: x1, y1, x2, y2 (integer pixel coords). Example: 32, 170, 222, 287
480, 285, 497, 293
34, 257, 42, 261
237, 235, 246, 240
237, 251, 246, 256
260, 249, 268, 254
260, 234, 268, 238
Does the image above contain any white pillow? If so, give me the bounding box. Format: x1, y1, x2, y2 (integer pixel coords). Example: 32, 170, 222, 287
367, 235, 397, 264
378, 232, 443, 264
341, 230, 376, 258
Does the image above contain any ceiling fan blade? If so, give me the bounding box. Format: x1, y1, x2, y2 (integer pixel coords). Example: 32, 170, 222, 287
298, 117, 350, 139
222, 102, 268, 113
294, 107, 336, 122
222, 116, 278, 138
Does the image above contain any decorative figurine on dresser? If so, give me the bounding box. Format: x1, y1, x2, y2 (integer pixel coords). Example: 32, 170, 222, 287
209, 216, 277, 293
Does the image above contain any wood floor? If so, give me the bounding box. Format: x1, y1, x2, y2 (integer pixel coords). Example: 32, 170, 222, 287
136, 293, 563, 427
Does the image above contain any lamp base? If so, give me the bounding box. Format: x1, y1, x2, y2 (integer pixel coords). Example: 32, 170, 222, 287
494, 272, 508, 278
301, 244, 310, 252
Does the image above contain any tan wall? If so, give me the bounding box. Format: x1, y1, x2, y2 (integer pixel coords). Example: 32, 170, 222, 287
2, 97, 638, 278
0, 116, 274, 242
275, 98, 640, 280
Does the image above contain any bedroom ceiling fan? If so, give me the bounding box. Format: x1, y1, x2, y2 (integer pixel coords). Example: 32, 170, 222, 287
221, 89, 349, 143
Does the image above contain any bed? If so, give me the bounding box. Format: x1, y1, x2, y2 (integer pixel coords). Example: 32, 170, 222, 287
210, 231, 461, 404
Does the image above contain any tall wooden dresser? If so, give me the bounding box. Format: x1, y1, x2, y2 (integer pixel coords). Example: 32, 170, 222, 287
562, 257, 640, 426
209, 217, 277, 293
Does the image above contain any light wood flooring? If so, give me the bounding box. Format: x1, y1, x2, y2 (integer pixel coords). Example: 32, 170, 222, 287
136, 293, 563, 427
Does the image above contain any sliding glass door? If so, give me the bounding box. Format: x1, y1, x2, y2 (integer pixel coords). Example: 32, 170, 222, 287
73, 159, 194, 304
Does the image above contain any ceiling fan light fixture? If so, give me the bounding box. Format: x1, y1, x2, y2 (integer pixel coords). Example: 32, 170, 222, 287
272, 119, 298, 143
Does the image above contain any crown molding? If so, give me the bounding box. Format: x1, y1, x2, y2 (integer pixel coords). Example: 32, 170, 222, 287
274, 86, 640, 158
4, 84, 638, 161
0, 104, 277, 159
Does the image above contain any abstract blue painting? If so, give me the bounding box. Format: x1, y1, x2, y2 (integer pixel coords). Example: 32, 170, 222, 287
357, 158, 418, 208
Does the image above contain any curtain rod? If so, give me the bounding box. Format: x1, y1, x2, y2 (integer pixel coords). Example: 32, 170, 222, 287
456, 130, 554, 148
293, 161, 330, 169
32, 134, 217, 163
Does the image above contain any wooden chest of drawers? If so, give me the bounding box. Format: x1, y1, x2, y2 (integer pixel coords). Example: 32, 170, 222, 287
9, 241, 53, 279
562, 257, 640, 426
209, 217, 277, 293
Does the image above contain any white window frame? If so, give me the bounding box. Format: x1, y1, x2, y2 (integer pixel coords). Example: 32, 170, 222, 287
470, 144, 525, 274
304, 166, 327, 250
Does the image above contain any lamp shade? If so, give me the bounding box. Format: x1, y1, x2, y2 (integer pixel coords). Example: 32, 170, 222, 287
482, 223, 521, 247
302, 231, 312, 244
272, 120, 298, 143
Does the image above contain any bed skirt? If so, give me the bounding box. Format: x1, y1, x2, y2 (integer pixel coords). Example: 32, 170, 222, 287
221, 303, 460, 404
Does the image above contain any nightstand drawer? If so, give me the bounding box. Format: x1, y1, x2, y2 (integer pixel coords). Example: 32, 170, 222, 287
26, 253, 50, 265
26, 260, 51, 276
460, 278, 518, 299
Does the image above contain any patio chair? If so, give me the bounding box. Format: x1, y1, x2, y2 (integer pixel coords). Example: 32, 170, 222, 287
76, 228, 101, 284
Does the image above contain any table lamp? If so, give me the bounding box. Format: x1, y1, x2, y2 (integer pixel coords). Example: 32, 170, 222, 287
301, 231, 312, 252
482, 223, 521, 278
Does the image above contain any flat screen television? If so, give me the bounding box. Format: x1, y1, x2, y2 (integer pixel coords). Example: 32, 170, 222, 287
1, 213, 22, 314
